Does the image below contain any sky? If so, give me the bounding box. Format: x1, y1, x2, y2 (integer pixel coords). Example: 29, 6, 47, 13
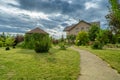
0, 0, 109, 38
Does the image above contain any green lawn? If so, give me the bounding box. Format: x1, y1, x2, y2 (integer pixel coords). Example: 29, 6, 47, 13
0, 47, 80, 80
78, 46, 120, 73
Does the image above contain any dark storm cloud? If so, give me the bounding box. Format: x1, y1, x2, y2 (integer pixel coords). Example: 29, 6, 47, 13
18, 0, 85, 14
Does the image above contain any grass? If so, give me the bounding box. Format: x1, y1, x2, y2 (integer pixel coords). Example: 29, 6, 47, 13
0, 47, 80, 80
77, 46, 120, 73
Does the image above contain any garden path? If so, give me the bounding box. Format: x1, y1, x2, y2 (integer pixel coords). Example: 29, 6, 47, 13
71, 47, 120, 80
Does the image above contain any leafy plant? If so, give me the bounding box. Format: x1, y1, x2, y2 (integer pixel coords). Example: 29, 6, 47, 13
5, 46, 10, 50
92, 40, 103, 49
106, 0, 120, 33
34, 35, 51, 53
67, 35, 76, 44
59, 43, 66, 50
5, 37, 14, 46
88, 24, 100, 41
76, 31, 89, 46
23, 33, 51, 53
0, 41, 3, 47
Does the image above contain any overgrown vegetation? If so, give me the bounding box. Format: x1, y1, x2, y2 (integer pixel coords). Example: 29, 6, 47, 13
76, 31, 89, 46
23, 33, 51, 53
0, 32, 15, 50
0, 47, 80, 80
92, 40, 103, 49
59, 42, 66, 50
106, 0, 120, 33
67, 35, 76, 44
88, 24, 100, 41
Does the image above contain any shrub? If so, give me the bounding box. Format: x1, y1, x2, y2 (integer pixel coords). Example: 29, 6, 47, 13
24, 34, 34, 49
52, 39, 59, 45
23, 33, 51, 53
59, 43, 66, 50
5, 36, 14, 47
76, 31, 89, 46
0, 41, 3, 47
34, 35, 51, 53
88, 24, 100, 41
96, 30, 111, 45
5, 46, 10, 50
105, 44, 120, 48
92, 40, 103, 49
67, 35, 76, 44
16, 42, 26, 48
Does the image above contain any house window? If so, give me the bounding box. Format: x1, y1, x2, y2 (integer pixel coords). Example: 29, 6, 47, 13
76, 27, 79, 30
81, 27, 84, 30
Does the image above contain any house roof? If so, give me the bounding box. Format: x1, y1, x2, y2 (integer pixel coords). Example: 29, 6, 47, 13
64, 20, 100, 31
63, 24, 76, 31
26, 27, 48, 34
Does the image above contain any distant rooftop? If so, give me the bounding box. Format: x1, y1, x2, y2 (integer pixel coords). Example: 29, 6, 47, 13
26, 27, 48, 34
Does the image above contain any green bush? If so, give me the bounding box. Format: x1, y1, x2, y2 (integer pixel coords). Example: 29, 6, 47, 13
23, 33, 51, 53
5, 36, 14, 47
5, 46, 10, 50
34, 35, 51, 53
88, 24, 100, 41
24, 34, 35, 49
76, 31, 89, 46
0, 41, 3, 47
59, 43, 66, 50
16, 42, 25, 48
105, 44, 120, 48
92, 40, 103, 49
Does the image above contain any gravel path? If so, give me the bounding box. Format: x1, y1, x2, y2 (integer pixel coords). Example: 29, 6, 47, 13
72, 47, 120, 80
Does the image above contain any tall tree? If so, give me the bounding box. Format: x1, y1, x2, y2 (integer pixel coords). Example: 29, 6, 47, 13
106, 0, 120, 33
88, 24, 100, 41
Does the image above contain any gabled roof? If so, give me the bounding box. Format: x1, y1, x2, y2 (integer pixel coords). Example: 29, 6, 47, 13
63, 24, 76, 31
26, 27, 48, 34
64, 20, 100, 31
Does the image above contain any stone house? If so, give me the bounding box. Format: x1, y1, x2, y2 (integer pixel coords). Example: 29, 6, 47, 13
64, 20, 100, 36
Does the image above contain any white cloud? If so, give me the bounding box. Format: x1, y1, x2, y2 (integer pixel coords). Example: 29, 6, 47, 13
46, 25, 66, 39
0, 1, 50, 20
64, 18, 78, 25
85, 2, 99, 10
0, 0, 20, 6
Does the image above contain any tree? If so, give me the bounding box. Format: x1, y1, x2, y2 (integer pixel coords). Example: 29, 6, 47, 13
5, 34, 15, 46
67, 35, 76, 44
76, 31, 89, 46
96, 29, 110, 45
106, 0, 120, 33
88, 24, 100, 41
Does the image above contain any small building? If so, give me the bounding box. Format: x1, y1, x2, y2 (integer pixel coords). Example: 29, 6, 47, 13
64, 20, 100, 36
26, 27, 48, 34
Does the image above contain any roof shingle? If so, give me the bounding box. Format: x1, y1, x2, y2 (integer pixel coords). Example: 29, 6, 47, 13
26, 27, 48, 34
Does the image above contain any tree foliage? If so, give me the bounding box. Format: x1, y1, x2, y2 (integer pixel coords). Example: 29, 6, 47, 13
96, 30, 110, 45
76, 31, 89, 46
88, 24, 100, 41
24, 33, 51, 53
106, 0, 120, 33
67, 35, 76, 44
0, 33, 14, 47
